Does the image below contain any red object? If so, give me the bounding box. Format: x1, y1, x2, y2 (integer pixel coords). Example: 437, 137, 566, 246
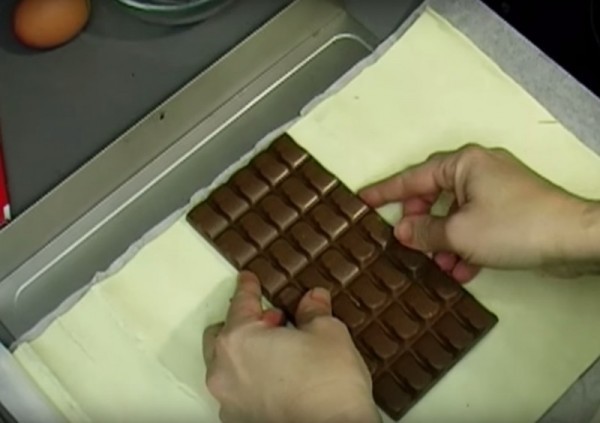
0, 138, 10, 227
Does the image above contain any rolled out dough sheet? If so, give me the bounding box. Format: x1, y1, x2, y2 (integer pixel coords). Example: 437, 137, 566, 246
14, 8, 600, 423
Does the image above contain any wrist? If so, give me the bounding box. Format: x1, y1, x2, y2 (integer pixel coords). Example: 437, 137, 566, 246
552, 198, 600, 264
321, 401, 381, 423
286, 385, 380, 423
311, 401, 380, 423
581, 201, 600, 258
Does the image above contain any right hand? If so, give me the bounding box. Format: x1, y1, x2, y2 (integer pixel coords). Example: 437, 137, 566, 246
359, 144, 600, 282
203, 272, 380, 423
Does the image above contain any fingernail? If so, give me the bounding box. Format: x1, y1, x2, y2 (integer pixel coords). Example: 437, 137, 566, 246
395, 221, 413, 243
358, 188, 373, 204
238, 271, 257, 283
310, 287, 331, 304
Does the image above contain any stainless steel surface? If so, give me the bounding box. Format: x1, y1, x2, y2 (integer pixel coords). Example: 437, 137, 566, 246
0, 0, 376, 342
0, 0, 295, 216
0, 0, 420, 219
0, 0, 370, 290
114, 0, 235, 25
0, 0, 291, 281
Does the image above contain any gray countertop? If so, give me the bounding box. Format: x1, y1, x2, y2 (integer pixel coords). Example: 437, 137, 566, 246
0, 0, 420, 216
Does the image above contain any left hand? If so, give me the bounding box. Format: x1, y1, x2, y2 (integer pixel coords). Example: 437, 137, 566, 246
203, 272, 381, 423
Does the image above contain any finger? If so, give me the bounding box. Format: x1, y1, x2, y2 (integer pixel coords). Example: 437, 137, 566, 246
203, 322, 224, 366
452, 260, 481, 283
295, 287, 332, 328
359, 153, 457, 208
262, 308, 286, 327
394, 215, 451, 252
225, 271, 263, 330
402, 197, 434, 216
539, 264, 583, 279
434, 252, 458, 272
219, 408, 238, 423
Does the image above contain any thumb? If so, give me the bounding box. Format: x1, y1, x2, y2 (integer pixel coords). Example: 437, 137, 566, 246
395, 215, 451, 252
202, 322, 224, 366
295, 287, 332, 328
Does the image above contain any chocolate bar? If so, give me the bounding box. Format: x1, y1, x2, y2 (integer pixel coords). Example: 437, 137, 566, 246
188, 134, 497, 420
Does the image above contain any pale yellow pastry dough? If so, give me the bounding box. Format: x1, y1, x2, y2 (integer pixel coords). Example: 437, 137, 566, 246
290, 10, 600, 423
14, 9, 600, 423
99, 223, 235, 394
16, 287, 218, 422
15, 345, 88, 422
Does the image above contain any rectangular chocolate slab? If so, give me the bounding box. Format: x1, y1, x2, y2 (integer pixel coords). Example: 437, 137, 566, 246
187, 134, 497, 420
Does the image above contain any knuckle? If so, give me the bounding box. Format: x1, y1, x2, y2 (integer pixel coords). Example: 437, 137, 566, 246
444, 214, 462, 239
491, 146, 513, 159
310, 315, 347, 333
206, 373, 224, 398
329, 316, 350, 332
219, 409, 233, 423
213, 334, 233, 354
412, 217, 434, 247
444, 215, 470, 253
459, 144, 488, 161
328, 318, 353, 339
298, 298, 328, 315
427, 151, 445, 161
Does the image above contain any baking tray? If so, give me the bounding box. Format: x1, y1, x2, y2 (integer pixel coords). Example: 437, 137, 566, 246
2, 0, 600, 421
0, 0, 381, 345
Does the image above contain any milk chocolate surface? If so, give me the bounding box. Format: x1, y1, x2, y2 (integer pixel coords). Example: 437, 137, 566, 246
187, 134, 497, 420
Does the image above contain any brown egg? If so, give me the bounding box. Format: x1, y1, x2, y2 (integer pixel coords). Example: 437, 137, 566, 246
13, 0, 91, 49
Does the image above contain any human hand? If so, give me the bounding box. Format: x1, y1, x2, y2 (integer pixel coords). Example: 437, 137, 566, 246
360, 144, 600, 282
203, 272, 381, 423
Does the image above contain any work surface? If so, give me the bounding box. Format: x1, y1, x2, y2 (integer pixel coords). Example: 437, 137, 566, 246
0, 0, 420, 216
12, 9, 600, 422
